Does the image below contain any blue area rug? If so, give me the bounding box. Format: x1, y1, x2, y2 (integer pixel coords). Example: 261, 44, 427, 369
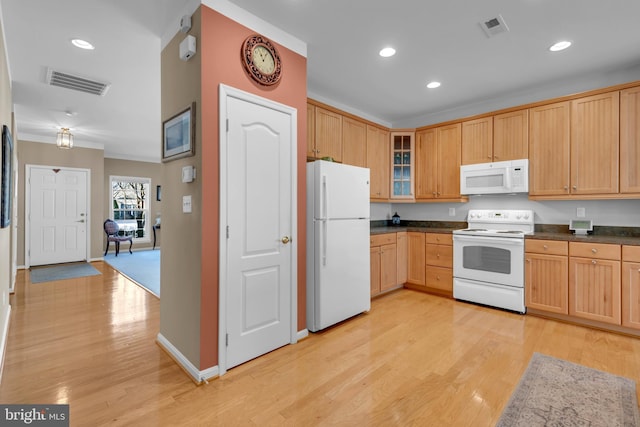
30, 262, 101, 283
104, 250, 160, 297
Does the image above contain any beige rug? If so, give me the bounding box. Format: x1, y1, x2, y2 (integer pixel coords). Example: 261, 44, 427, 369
497, 353, 640, 426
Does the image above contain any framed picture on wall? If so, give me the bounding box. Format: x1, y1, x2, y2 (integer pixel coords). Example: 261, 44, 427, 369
1, 125, 13, 228
162, 102, 196, 162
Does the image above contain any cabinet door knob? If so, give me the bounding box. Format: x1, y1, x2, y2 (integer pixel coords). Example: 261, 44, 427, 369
573, 185, 577, 190
592, 260, 597, 264
487, 155, 492, 159
564, 186, 569, 191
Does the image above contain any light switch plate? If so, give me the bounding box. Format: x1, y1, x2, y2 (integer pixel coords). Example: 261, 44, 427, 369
182, 195, 192, 213
577, 207, 586, 218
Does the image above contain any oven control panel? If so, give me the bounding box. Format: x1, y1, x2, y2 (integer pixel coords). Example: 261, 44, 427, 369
467, 209, 533, 223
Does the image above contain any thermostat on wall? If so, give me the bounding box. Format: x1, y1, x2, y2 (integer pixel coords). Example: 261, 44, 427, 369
570, 219, 593, 236
182, 165, 196, 183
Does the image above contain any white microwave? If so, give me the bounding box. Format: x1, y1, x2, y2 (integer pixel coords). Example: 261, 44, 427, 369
460, 159, 529, 195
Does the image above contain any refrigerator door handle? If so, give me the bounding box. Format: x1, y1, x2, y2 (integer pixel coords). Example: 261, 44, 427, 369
322, 220, 327, 266
321, 174, 328, 220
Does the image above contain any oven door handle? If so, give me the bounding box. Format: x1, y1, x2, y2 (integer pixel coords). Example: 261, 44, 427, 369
453, 235, 524, 246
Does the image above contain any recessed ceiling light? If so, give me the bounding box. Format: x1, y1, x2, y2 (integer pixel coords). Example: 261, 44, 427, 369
427, 81, 441, 89
71, 39, 95, 50
379, 47, 396, 57
549, 41, 571, 52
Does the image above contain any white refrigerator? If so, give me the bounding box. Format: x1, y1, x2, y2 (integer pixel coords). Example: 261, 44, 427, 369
306, 160, 371, 332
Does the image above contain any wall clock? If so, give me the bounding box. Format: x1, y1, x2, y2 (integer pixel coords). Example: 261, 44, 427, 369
241, 34, 282, 86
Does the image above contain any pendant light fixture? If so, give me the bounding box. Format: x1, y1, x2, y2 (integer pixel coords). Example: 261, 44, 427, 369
56, 128, 74, 149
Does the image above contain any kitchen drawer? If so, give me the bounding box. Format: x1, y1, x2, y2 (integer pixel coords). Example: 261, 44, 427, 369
425, 266, 453, 292
370, 233, 396, 247
569, 242, 620, 260
623, 245, 640, 262
425, 233, 452, 246
425, 244, 453, 268
525, 239, 568, 256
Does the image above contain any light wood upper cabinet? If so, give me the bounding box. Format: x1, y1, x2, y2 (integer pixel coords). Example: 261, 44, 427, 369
306, 103, 316, 158
342, 117, 367, 168
620, 86, 640, 193
367, 125, 390, 200
415, 124, 462, 201
415, 129, 437, 199
462, 117, 492, 165
437, 124, 463, 199
529, 101, 571, 196
390, 132, 415, 199
570, 92, 619, 195
493, 109, 528, 161
314, 107, 343, 162
462, 111, 528, 165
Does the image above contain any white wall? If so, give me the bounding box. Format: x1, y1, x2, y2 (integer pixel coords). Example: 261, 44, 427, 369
373, 196, 640, 228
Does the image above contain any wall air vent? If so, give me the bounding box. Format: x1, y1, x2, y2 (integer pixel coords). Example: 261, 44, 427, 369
480, 14, 509, 38
46, 68, 110, 96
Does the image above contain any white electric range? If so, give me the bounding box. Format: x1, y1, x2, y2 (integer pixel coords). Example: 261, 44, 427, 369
452, 209, 534, 313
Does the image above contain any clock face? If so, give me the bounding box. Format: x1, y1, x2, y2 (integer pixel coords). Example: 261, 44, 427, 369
252, 45, 276, 75
242, 34, 282, 86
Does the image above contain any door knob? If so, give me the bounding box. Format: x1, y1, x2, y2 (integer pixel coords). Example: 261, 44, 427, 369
76, 219, 85, 223
281, 236, 291, 244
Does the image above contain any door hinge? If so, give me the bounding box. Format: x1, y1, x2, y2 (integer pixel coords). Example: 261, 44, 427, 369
226, 225, 229, 239
226, 333, 229, 347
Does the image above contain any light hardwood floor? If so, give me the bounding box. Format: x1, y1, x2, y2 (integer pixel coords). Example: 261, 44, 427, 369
1, 262, 639, 426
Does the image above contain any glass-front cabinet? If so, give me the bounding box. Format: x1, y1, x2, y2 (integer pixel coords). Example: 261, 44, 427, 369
391, 132, 415, 199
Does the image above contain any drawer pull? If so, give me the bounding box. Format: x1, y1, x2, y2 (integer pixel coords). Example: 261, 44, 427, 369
591, 248, 597, 253
543, 245, 548, 250
592, 260, 597, 265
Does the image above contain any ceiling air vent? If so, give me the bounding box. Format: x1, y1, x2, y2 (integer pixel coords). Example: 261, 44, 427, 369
480, 14, 509, 38
46, 68, 110, 96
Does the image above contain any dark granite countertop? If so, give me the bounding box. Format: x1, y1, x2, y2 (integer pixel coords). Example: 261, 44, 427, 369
370, 220, 466, 235
371, 221, 640, 246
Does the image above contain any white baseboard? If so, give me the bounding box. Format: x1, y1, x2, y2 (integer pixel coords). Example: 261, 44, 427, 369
156, 333, 219, 384
0, 305, 11, 383
297, 329, 309, 341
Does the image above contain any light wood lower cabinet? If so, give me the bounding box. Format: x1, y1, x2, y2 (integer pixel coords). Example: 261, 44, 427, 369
568, 242, 621, 325
370, 233, 399, 297
622, 245, 640, 330
406, 232, 426, 287
525, 240, 569, 314
396, 232, 408, 285
405, 232, 453, 295
425, 233, 453, 295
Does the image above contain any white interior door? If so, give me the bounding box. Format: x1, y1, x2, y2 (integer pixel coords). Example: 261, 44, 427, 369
220, 85, 297, 371
28, 166, 89, 266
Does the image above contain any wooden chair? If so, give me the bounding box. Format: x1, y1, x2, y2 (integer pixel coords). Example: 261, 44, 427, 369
104, 219, 133, 256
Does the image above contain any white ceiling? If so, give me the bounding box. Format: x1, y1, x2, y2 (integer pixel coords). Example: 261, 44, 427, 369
2, 0, 640, 163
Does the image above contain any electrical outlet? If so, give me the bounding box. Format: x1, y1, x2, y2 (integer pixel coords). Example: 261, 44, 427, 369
577, 207, 585, 218
449, 208, 456, 217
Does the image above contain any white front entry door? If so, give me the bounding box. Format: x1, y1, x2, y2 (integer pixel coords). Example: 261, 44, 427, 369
220, 85, 297, 372
28, 166, 89, 266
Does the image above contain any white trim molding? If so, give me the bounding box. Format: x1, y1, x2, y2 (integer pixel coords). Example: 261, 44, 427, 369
156, 333, 219, 384
0, 305, 11, 382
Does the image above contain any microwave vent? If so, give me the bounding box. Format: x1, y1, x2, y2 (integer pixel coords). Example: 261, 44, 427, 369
480, 14, 509, 38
